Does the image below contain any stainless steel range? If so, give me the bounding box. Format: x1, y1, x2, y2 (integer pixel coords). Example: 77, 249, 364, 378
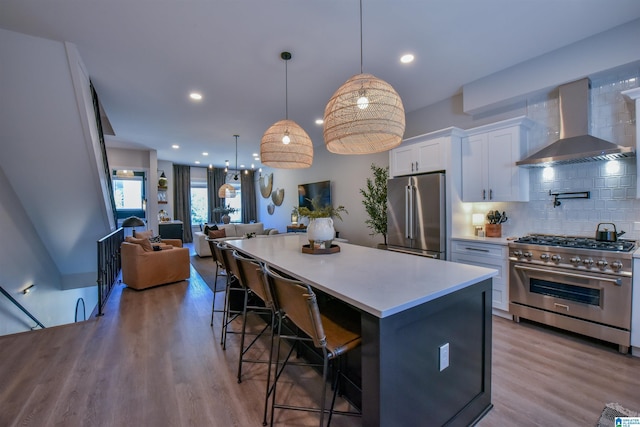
509, 234, 635, 353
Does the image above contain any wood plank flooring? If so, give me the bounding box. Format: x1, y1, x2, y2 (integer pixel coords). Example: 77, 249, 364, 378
1, 248, 639, 426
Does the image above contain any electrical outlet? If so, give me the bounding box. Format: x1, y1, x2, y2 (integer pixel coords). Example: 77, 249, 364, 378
439, 343, 450, 371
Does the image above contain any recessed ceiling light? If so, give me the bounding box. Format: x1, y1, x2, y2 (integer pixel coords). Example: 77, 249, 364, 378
209, 164, 213, 169
195, 160, 200, 164
254, 156, 260, 161
315, 118, 324, 125
172, 144, 180, 149
400, 54, 414, 64
240, 164, 245, 168
202, 152, 208, 156
252, 152, 259, 157
189, 92, 202, 100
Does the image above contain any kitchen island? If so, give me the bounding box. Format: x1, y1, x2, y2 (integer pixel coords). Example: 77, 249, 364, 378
226, 234, 497, 426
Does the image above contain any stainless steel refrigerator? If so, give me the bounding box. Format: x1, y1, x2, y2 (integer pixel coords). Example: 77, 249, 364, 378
387, 172, 446, 259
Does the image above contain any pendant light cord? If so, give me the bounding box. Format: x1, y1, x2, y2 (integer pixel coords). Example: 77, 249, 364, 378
285, 58, 288, 120
359, 0, 363, 74
234, 134, 239, 175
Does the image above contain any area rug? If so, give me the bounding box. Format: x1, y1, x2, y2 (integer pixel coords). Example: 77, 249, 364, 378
596, 402, 639, 427
190, 255, 226, 293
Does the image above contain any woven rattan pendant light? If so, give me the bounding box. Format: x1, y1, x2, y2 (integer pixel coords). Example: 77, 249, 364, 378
217, 135, 239, 198
323, 0, 405, 154
261, 52, 313, 168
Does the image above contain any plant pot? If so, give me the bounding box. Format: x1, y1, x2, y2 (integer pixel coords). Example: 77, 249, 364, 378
485, 224, 502, 238
307, 217, 334, 248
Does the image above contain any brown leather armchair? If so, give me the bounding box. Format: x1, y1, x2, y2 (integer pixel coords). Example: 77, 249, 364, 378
121, 238, 190, 290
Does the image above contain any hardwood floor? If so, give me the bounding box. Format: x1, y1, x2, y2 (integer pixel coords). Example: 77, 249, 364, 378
1, 247, 639, 426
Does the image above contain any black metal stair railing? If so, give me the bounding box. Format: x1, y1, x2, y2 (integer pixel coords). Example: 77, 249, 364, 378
97, 227, 124, 317
90, 81, 118, 227
0, 286, 45, 330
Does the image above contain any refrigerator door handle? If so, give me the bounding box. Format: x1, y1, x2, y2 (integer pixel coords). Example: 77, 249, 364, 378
406, 184, 414, 239
404, 185, 413, 239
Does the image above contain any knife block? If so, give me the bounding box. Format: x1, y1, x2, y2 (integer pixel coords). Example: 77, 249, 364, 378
485, 224, 502, 238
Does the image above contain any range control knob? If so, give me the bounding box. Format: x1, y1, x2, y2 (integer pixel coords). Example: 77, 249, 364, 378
570, 257, 581, 265
596, 260, 608, 269
540, 253, 550, 261
582, 258, 594, 267
551, 255, 562, 263
513, 250, 523, 257
611, 261, 624, 271
524, 252, 533, 259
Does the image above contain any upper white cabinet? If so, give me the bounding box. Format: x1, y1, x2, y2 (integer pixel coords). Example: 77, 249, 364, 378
390, 131, 456, 177
461, 116, 533, 202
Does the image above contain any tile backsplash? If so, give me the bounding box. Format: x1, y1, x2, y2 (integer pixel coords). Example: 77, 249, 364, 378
472, 69, 640, 241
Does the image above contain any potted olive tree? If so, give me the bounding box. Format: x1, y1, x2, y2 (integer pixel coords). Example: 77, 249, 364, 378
360, 163, 389, 249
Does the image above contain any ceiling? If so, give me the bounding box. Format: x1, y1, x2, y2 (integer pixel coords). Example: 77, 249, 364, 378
2, 1, 640, 170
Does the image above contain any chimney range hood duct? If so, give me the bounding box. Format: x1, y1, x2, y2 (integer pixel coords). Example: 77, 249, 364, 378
516, 78, 634, 167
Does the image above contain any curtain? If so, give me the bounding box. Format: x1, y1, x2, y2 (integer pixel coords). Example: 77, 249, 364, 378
241, 170, 257, 223
173, 164, 193, 243
207, 167, 226, 223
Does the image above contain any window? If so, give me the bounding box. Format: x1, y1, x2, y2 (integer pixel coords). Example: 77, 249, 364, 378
191, 181, 208, 225
226, 181, 241, 222
112, 171, 145, 220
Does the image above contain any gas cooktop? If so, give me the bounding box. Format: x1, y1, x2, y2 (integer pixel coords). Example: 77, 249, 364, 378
513, 234, 636, 252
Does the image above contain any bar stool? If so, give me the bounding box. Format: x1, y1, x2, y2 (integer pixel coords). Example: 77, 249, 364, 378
232, 250, 279, 426
206, 237, 227, 327
263, 264, 362, 427
215, 242, 244, 349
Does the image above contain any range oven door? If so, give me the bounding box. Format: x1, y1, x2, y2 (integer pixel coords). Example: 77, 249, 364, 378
509, 262, 631, 330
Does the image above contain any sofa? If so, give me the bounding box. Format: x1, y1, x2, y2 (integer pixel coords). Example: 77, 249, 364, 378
121, 233, 190, 290
194, 222, 279, 257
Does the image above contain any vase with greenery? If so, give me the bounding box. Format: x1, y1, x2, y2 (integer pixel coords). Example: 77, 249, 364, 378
360, 163, 389, 248
212, 204, 238, 224
294, 197, 347, 248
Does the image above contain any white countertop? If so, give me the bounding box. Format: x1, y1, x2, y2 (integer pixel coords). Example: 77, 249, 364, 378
225, 234, 497, 318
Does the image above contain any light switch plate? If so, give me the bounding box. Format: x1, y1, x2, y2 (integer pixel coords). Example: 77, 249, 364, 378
439, 343, 450, 371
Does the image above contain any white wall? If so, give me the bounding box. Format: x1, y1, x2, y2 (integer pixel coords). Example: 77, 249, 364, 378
0, 167, 97, 335
0, 28, 111, 289
256, 147, 389, 247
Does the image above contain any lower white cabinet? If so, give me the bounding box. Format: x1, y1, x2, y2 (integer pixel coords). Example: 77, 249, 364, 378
450, 238, 509, 313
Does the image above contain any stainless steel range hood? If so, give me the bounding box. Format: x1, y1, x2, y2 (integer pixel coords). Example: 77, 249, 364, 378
516, 78, 635, 167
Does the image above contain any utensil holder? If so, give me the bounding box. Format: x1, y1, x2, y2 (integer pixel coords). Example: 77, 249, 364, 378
485, 224, 502, 238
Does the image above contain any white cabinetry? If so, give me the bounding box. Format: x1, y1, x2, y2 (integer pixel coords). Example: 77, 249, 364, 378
461, 116, 533, 202
390, 135, 446, 177
451, 238, 510, 315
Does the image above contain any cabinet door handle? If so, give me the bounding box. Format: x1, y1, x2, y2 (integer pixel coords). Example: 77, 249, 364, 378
465, 247, 490, 252
411, 162, 414, 172
482, 189, 486, 200
415, 161, 419, 171
489, 189, 493, 200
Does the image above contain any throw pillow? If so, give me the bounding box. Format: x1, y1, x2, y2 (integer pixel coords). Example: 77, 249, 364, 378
204, 224, 219, 235
208, 229, 226, 239
133, 230, 154, 240
125, 236, 153, 252
149, 235, 162, 243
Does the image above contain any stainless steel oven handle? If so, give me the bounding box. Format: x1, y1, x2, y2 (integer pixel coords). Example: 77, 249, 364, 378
513, 264, 622, 286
